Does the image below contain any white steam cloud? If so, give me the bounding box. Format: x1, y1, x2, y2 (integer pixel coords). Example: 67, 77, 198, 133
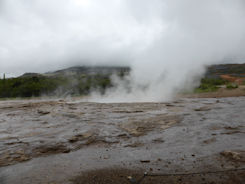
0, 0, 245, 102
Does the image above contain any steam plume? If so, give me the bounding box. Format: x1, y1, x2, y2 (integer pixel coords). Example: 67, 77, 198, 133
0, 0, 245, 101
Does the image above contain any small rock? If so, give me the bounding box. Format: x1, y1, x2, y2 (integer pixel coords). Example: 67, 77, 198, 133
220, 150, 245, 162
140, 160, 150, 163
37, 110, 50, 115
194, 106, 211, 111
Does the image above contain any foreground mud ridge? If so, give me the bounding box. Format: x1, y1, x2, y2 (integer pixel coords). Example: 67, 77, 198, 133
0, 97, 244, 184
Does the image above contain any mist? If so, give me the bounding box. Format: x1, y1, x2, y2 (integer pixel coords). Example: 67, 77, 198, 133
1, 0, 245, 102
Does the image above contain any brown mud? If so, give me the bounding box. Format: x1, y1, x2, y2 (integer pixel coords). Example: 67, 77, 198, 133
72, 168, 245, 184
0, 95, 245, 184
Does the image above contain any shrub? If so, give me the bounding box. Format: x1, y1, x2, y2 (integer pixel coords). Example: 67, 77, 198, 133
194, 78, 226, 93
226, 83, 238, 89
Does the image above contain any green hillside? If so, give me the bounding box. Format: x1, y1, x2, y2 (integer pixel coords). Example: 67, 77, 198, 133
0, 66, 129, 98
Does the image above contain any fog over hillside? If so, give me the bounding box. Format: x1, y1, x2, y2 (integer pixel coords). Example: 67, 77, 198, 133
0, 0, 245, 101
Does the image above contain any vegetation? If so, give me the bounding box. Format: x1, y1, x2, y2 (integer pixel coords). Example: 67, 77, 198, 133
194, 78, 227, 93
0, 74, 113, 98
226, 83, 238, 89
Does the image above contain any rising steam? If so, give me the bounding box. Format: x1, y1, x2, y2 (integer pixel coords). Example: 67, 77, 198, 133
0, 0, 245, 102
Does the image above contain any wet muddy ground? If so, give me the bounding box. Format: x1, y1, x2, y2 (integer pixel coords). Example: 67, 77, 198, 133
0, 97, 244, 184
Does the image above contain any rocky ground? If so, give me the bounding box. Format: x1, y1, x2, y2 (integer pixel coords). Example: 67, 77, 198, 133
0, 94, 245, 184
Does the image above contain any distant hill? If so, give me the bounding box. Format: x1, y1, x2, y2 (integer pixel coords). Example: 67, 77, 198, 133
20, 66, 130, 78
20, 64, 245, 79
20, 73, 43, 78
205, 63, 245, 84
48, 66, 130, 76
205, 64, 245, 78
1, 66, 130, 98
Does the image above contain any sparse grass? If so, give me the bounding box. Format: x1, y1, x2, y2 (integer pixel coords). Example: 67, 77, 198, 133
226, 83, 238, 89
194, 78, 227, 93
194, 85, 219, 93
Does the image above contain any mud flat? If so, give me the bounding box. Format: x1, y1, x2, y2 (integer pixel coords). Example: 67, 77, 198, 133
0, 97, 245, 184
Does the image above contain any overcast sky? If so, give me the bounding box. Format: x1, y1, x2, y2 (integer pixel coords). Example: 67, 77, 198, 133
0, 0, 245, 78
0, 0, 164, 76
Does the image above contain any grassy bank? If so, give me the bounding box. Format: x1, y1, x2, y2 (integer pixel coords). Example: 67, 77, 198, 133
0, 74, 112, 98
194, 78, 227, 93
